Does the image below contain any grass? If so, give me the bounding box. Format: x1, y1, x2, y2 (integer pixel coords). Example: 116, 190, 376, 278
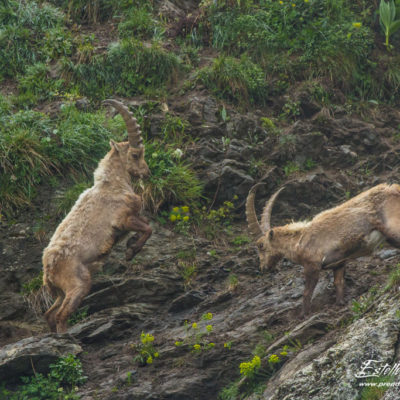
0, 102, 124, 214
198, 55, 269, 106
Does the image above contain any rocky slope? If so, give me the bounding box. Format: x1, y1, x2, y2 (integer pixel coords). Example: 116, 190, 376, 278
2, 88, 400, 399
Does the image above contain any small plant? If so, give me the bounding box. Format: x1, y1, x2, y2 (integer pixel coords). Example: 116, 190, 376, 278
132, 332, 159, 366
379, 0, 400, 49
21, 271, 43, 295
2, 354, 86, 399
227, 274, 238, 291
384, 263, 400, 292
239, 355, 261, 378
231, 235, 251, 247
68, 305, 89, 325
283, 161, 300, 176
174, 313, 216, 355
169, 205, 191, 234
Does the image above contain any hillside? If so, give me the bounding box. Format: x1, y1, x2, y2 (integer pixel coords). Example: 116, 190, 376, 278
1, 0, 400, 399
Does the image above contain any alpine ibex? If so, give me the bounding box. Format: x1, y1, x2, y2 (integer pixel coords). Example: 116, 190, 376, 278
246, 183, 400, 316
43, 99, 152, 333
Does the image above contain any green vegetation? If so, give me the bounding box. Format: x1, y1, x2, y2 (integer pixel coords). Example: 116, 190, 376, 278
174, 313, 216, 354
198, 56, 269, 106
20, 271, 43, 296
379, 0, 400, 49
359, 375, 394, 400
132, 332, 160, 365
1, 354, 87, 399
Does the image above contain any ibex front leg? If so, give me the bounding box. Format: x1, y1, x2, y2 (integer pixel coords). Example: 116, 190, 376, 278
125, 215, 152, 261
302, 265, 320, 317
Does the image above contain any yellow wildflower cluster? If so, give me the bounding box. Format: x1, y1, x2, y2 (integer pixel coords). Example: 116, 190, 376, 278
352, 22, 362, 29
206, 325, 213, 332
169, 206, 190, 222
239, 355, 261, 376
268, 354, 280, 364
141, 332, 155, 345
203, 312, 213, 320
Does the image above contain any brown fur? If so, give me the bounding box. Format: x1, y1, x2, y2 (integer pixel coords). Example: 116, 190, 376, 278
43, 102, 152, 333
247, 183, 400, 316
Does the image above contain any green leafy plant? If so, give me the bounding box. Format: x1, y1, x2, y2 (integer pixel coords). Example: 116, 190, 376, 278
20, 271, 43, 296
174, 313, 216, 354
379, 0, 400, 49
2, 354, 86, 399
132, 332, 159, 366
198, 55, 269, 106
68, 305, 89, 326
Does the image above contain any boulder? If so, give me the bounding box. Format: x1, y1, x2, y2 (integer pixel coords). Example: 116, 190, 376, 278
0, 334, 81, 383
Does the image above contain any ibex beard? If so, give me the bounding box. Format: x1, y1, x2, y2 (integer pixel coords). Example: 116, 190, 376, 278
42, 100, 152, 333
246, 183, 400, 317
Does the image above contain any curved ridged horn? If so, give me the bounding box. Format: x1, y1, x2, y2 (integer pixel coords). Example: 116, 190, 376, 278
261, 187, 285, 232
246, 183, 264, 239
102, 99, 143, 147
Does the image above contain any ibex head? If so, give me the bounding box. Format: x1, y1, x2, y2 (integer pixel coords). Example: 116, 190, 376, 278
246, 184, 285, 271
103, 99, 150, 179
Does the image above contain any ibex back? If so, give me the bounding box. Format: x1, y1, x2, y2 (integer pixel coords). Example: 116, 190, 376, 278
246, 183, 400, 316
43, 100, 152, 333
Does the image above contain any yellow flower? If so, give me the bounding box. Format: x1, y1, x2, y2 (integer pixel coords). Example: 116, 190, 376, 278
175, 341, 183, 346
292, 3, 296, 6
206, 325, 213, 332
279, 0, 283, 3
208, 342, 215, 348
177, 214, 182, 220
172, 207, 180, 213
304, 0, 309, 2
183, 216, 189, 221
280, 351, 288, 356
170, 214, 177, 222
146, 356, 153, 364
193, 344, 201, 350
205, 312, 213, 320
269, 354, 280, 364
154, 352, 159, 358
352, 22, 362, 29
192, 322, 198, 329
181, 206, 189, 213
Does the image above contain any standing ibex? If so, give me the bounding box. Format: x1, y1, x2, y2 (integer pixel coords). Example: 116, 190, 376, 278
246, 183, 400, 316
43, 99, 152, 333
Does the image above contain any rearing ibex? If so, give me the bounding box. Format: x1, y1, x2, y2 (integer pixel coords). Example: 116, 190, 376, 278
43, 99, 152, 333
246, 183, 400, 316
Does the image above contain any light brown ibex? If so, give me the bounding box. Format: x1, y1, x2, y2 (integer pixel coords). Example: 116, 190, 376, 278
43, 99, 152, 333
246, 183, 400, 316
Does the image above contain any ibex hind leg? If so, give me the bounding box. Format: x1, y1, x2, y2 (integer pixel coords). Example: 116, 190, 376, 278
44, 281, 64, 332
55, 264, 91, 333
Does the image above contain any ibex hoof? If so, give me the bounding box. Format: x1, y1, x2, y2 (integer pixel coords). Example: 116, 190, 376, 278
126, 246, 141, 261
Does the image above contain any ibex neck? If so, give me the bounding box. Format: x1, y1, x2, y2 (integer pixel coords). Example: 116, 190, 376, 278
94, 150, 132, 190
274, 223, 308, 263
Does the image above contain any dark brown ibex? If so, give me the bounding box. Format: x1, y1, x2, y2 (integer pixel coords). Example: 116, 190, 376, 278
43, 99, 152, 333
246, 183, 400, 316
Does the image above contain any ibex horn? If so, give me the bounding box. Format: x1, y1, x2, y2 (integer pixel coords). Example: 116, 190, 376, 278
102, 99, 143, 147
261, 187, 285, 232
246, 183, 264, 239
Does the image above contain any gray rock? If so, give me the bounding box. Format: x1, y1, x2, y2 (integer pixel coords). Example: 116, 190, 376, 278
0, 334, 81, 383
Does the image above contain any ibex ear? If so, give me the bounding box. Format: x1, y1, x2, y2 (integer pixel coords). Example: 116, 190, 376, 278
109, 140, 120, 152
269, 230, 274, 240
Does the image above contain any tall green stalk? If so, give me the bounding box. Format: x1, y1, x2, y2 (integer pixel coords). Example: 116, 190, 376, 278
379, 0, 400, 49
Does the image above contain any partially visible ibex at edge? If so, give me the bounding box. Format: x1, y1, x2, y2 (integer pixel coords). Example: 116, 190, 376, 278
43, 99, 152, 333
246, 183, 400, 316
